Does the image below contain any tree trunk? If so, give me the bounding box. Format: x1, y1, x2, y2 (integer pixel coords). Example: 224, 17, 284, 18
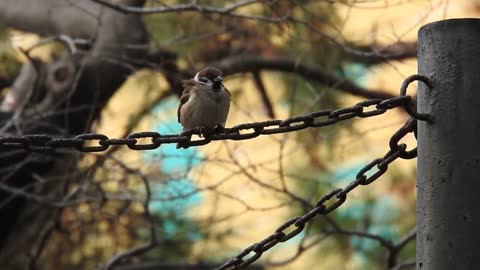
0, 1, 148, 268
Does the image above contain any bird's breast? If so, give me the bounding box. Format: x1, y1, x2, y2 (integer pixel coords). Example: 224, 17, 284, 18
180, 91, 230, 130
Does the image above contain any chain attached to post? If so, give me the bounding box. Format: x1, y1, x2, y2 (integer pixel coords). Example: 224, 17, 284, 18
0, 75, 434, 269
0, 93, 425, 152
215, 116, 419, 270
399, 74, 433, 122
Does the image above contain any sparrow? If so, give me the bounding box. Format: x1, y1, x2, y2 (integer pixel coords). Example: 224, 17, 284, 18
177, 66, 231, 148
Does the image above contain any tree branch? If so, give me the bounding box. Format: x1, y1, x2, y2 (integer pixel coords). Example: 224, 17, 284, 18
347, 41, 417, 65
116, 262, 264, 270
214, 55, 396, 99
87, 0, 290, 23
252, 71, 275, 118
0, 0, 99, 38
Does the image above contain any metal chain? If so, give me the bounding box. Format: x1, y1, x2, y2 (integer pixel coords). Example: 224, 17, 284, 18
215, 117, 418, 270
400, 74, 433, 121
0, 96, 412, 153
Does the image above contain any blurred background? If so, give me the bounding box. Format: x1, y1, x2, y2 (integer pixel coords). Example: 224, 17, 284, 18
0, 1, 478, 269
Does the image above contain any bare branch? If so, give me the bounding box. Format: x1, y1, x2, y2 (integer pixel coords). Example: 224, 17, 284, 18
116, 262, 264, 270
215, 55, 396, 99
103, 157, 157, 270
324, 227, 393, 249
348, 41, 418, 65
390, 260, 416, 270
88, 0, 291, 23
394, 227, 416, 251
386, 227, 416, 268
0, 0, 100, 38
252, 71, 275, 118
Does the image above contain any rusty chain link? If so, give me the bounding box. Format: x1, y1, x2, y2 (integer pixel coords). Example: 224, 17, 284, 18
0, 96, 413, 153
215, 117, 418, 270
400, 74, 433, 121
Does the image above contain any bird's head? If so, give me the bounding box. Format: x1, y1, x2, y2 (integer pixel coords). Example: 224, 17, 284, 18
193, 66, 224, 92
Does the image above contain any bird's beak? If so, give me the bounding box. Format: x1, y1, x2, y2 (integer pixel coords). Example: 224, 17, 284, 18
212, 76, 223, 92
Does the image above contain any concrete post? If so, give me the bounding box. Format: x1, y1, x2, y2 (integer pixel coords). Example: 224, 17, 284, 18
417, 18, 480, 269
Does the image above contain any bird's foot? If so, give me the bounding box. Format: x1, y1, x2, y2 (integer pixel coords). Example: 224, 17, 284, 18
194, 126, 212, 138
177, 130, 193, 149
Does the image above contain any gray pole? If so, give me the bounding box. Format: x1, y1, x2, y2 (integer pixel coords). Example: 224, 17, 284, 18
417, 18, 480, 269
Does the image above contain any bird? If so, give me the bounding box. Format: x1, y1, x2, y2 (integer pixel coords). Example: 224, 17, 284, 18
177, 66, 231, 148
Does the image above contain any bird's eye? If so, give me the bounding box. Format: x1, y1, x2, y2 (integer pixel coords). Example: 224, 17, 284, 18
199, 77, 210, 84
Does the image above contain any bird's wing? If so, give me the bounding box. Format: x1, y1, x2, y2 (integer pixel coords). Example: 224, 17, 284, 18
177, 83, 192, 123
224, 86, 232, 98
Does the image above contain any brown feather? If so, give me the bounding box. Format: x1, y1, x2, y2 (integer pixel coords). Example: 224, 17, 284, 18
198, 67, 223, 79
177, 80, 194, 123
182, 79, 196, 88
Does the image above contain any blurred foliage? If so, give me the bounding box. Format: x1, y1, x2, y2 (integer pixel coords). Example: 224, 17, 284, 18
0, 51, 20, 89
143, 0, 351, 160
0, 0, 418, 269
145, 0, 415, 268
40, 158, 203, 269
0, 23, 9, 41
0, 24, 20, 91
0, 51, 20, 75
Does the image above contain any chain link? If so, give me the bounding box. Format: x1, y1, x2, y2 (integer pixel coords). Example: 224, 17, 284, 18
400, 74, 433, 121
0, 95, 414, 153
215, 117, 418, 270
